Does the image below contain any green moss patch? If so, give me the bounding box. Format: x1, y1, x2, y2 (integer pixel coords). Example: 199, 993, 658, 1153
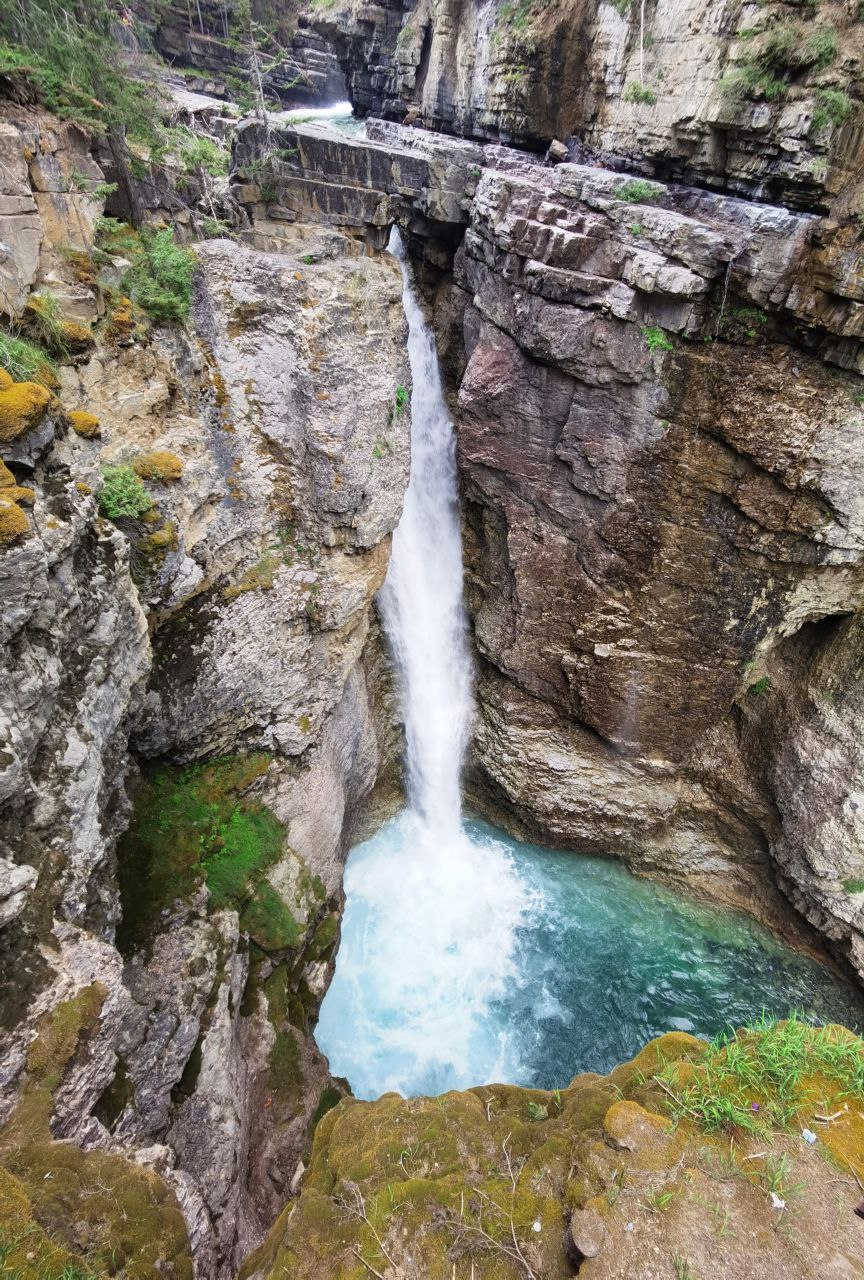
116, 754, 299, 955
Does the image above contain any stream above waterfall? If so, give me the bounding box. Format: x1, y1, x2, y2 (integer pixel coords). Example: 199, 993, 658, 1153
316, 814, 864, 1100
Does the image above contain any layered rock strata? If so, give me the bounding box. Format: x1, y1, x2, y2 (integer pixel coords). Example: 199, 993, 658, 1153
311, 0, 863, 208
0, 115, 409, 1278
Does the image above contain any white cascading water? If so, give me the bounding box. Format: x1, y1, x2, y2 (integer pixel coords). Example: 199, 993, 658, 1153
378, 229, 473, 835
315, 230, 528, 1097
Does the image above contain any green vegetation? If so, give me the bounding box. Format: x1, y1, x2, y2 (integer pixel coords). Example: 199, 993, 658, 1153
842, 878, 864, 894
124, 230, 196, 324
616, 178, 663, 204
495, 0, 535, 34
673, 1256, 698, 1280
747, 675, 772, 696
0, 0, 160, 141
718, 305, 769, 341
394, 384, 409, 414
114, 754, 299, 956
0, 331, 57, 387
628, 221, 645, 235
97, 466, 152, 520
812, 88, 854, 130
158, 126, 230, 177
721, 20, 840, 107
23, 292, 92, 358
624, 81, 658, 105
0, 984, 192, 1280
642, 326, 675, 352
657, 1013, 864, 1135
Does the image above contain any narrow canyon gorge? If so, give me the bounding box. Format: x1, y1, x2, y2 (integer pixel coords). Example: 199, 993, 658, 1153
1, 0, 864, 1276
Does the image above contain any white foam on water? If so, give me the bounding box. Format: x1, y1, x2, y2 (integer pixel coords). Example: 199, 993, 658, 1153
317, 813, 528, 1098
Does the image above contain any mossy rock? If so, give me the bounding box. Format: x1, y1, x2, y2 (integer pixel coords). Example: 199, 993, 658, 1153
0, 381, 52, 442
0, 496, 29, 546
115, 753, 290, 955
0, 983, 192, 1280
132, 450, 183, 482
0, 369, 13, 390
0, 1141, 191, 1280
0, 458, 15, 486
245, 1021, 864, 1280
68, 409, 101, 439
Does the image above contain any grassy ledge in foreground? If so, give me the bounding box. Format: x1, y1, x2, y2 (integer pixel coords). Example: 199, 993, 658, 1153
243, 1017, 864, 1280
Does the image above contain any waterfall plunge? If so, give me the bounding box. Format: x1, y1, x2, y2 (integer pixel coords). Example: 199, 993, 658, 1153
315, 232, 528, 1097
378, 230, 473, 838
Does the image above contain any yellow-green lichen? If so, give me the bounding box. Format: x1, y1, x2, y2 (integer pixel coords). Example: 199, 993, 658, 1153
132, 450, 184, 482
0, 381, 52, 442
68, 409, 101, 439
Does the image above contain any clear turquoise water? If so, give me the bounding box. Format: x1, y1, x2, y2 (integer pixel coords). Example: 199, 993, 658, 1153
315, 813, 864, 1100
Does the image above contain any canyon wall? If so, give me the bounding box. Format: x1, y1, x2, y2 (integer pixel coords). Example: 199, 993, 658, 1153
2, 0, 864, 1274
0, 105, 408, 1276
235, 100, 864, 977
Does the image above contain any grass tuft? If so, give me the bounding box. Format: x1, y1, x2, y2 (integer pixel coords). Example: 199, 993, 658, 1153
657, 1013, 864, 1135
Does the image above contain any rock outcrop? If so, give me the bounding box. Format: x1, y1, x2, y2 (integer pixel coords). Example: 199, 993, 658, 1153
242, 1022, 864, 1280
0, 108, 409, 1279
312, 0, 863, 209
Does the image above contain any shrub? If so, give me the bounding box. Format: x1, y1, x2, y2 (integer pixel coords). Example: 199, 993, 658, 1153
124, 230, 196, 324
0, 0, 161, 142
616, 178, 663, 204
720, 63, 788, 104
624, 82, 658, 105
642, 326, 675, 352
158, 126, 229, 177
132, 450, 184, 482
98, 465, 152, 519
801, 26, 838, 70
748, 675, 772, 696
812, 88, 853, 130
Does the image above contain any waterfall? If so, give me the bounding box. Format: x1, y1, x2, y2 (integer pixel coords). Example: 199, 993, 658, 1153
315, 230, 528, 1098
378, 229, 473, 838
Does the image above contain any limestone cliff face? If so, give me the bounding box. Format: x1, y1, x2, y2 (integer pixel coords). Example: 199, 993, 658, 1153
0, 106, 409, 1279
313, 0, 863, 205
448, 158, 864, 968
